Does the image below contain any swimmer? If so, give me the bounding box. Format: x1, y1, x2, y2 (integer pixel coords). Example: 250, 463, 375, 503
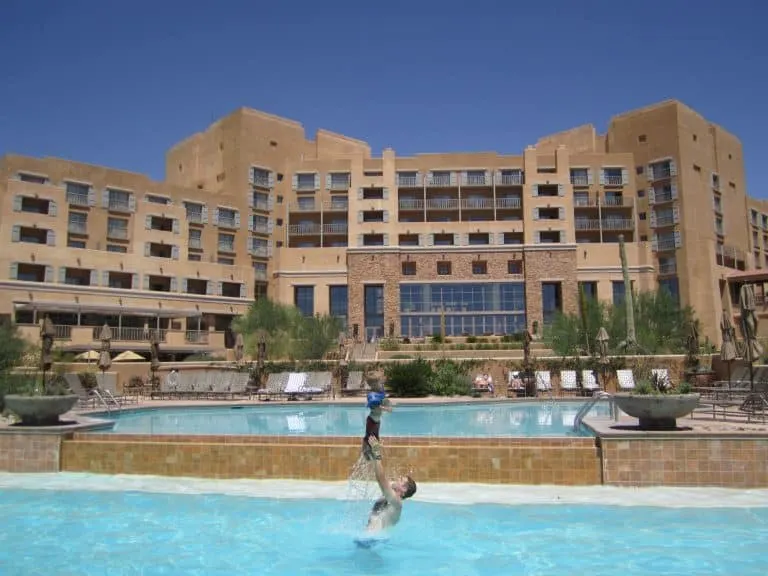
361, 390, 392, 461
365, 436, 417, 533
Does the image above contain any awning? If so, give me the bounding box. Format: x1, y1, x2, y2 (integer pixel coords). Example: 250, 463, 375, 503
13, 301, 203, 318
726, 270, 768, 283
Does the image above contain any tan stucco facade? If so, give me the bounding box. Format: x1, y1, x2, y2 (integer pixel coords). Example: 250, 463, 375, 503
0, 100, 753, 348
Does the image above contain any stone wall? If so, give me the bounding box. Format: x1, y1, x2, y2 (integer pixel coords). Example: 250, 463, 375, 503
61, 434, 601, 485
600, 437, 768, 488
0, 433, 61, 472
523, 247, 579, 330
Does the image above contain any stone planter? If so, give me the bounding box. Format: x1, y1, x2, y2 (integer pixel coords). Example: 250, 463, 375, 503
3, 394, 79, 426
612, 393, 700, 431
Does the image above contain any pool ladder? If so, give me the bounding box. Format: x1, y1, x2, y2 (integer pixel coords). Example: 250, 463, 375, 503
572, 391, 616, 432
92, 389, 122, 416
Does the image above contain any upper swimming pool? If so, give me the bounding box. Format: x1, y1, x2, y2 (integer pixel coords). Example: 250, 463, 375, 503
93, 401, 607, 437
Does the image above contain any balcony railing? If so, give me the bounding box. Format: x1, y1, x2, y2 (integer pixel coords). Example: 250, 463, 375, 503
570, 175, 589, 187
108, 199, 131, 212
296, 179, 317, 191
602, 196, 630, 207
655, 213, 675, 227
217, 241, 235, 253
649, 166, 672, 181
53, 325, 72, 340
397, 175, 420, 187
498, 173, 523, 186
461, 198, 494, 209
496, 197, 521, 209
399, 199, 423, 210
252, 200, 269, 211
252, 175, 270, 188
107, 226, 128, 240
329, 176, 350, 190
67, 192, 89, 206
288, 224, 321, 236
323, 223, 348, 234
426, 175, 453, 187
289, 202, 318, 212
604, 175, 624, 186
654, 191, 674, 204
464, 173, 488, 186
254, 269, 267, 281
188, 237, 202, 249
253, 223, 269, 234
575, 219, 601, 231
656, 238, 677, 251
323, 199, 349, 211
426, 198, 459, 210
185, 330, 209, 344
601, 219, 634, 230
658, 261, 677, 275
574, 196, 597, 207
218, 216, 237, 228
68, 222, 87, 235
91, 326, 167, 342
250, 245, 269, 258
187, 211, 204, 223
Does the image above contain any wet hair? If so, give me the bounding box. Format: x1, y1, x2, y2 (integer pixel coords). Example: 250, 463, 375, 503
402, 475, 417, 499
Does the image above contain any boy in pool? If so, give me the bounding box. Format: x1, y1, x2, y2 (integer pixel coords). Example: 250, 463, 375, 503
361, 390, 392, 461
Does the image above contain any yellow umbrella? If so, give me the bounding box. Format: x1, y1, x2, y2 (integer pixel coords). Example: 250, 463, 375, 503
112, 350, 146, 362
75, 350, 100, 362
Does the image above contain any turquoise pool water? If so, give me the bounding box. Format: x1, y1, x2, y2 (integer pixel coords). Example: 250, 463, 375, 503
96, 401, 608, 437
0, 479, 766, 575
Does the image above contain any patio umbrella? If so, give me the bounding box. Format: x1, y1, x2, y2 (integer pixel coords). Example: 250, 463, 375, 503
720, 312, 738, 391
596, 326, 610, 391
234, 333, 245, 364
113, 350, 146, 362
75, 350, 99, 362
739, 284, 763, 392
523, 328, 532, 367
149, 329, 161, 386
97, 324, 112, 387
40, 316, 55, 392
257, 332, 267, 366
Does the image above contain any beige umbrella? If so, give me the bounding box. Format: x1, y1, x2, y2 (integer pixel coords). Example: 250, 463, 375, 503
720, 312, 738, 391
113, 350, 146, 362
596, 327, 610, 392
76, 350, 100, 362
234, 333, 245, 363
97, 324, 113, 387
739, 284, 763, 392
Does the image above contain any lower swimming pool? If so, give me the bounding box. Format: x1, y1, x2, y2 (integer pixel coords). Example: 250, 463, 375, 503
95, 401, 608, 437
0, 474, 766, 575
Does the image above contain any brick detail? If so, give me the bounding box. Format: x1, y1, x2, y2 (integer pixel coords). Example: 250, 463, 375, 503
523, 248, 578, 331
0, 433, 61, 472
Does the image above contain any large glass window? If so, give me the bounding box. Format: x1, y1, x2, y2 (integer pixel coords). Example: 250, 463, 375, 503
399, 282, 526, 337
365, 285, 384, 340
329, 285, 348, 329
658, 277, 680, 305
541, 282, 562, 325
294, 286, 314, 317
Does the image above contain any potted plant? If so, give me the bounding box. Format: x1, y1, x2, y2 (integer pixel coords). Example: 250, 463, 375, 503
2, 319, 79, 426
612, 371, 700, 431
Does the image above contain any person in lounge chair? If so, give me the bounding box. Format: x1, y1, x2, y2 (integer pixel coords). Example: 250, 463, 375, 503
365, 435, 417, 533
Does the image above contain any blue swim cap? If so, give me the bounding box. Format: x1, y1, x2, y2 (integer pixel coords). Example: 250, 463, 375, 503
367, 391, 386, 408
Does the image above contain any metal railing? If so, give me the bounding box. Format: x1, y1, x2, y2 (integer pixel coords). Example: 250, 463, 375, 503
657, 238, 677, 251
67, 223, 88, 235
573, 391, 617, 432
296, 179, 317, 191
426, 198, 459, 210
655, 213, 675, 227
570, 175, 589, 186
461, 198, 494, 209
602, 196, 629, 207
90, 327, 168, 342
324, 223, 348, 234
654, 191, 675, 203
252, 175, 270, 188
574, 197, 597, 207
397, 175, 419, 187
217, 216, 237, 228
603, 175, 624, 186
188, 237, 202, 249
323, 199, 349, 211
217, 241, 235, 253
426, 175, 453, 187
329, 176, 350, 190
496, 197, 521, 209
658, 261, 677, 275
498, 173, 523, 185
187, 211, 204, 223
288, 224, 321, 236
108, 199, 131, 212
107, 226, 128, 239
67, 192, 89, 206
648, 165, 672, 181
601, 219, 634, 230
575, 219, 600, 231
464, 174, 487, 186
185, 330, 209, 343
398, 199, 423, 210
289, 202, 318, 212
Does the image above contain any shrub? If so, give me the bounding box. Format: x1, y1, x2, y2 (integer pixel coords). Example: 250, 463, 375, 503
384, 358, 432, 397
78, 371, 98, 391
429, 361, 471, 396
466, 335, 477, 344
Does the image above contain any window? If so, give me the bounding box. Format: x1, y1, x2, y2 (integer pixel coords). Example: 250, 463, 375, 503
364, 285, 384, 340
189, 229, 202, 249
68, 212, 88, 235
221, 281, 241, 297
579, 281, 597, 300
251, 168, 271, 188
217, 257, 234, 266
637, 189, 645, 198
402, 261, 416, 275
149, 215, 174, 232
185, 202, 205, 223
363, 234, 385, 246
658, 277, 680, 304
537, 184, 559, 197
66, 182, 90, 206
433, 233, 454, 246
638, 135, 647, 143
570, 169, 590, 186
296, 173, 316, 190
363, 188, 384, 200
639, 212, 646, 220
188, 254, 202, 261
399, 282, 526, 337
329, 173, 350, 189
68, 239, 86, 249
107, 218, 128, 240
146, 194, 170, 205
18, 173, 48, 184
399, 234, 419, 246
107, 189, 131, 211
612, 281, 626, 305
294, 286, 314, 316
218, 233, 235, 252
217, 207, 238, 228
363, 210, 384, 223
507, 260, 523, 275
537, 207, 561, 220
106, 244, 127, 253
472, 261, 488, 275
468, 233, 490, 245
329, 285, 348, 329
541, 282, 562, 325
437, 261, 452, 275
538, 231, 562, 244
397, 172, 419, 187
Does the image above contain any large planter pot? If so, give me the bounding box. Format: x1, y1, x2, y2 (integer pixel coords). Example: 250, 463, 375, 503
3, 394, 79, 426
612, 393, 700, 431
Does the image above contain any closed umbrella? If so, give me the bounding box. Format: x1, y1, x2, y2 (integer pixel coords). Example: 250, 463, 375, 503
720, 312, 738, 391
234, 333, 245, 364
97, 324, 112, 388
596, 327, 610, 392
40, 316, 55, 393
149, 329, 161, 388
739, 284, 763, 392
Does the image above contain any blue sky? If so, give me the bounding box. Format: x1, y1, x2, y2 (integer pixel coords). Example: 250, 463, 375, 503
1, 0, 766, 194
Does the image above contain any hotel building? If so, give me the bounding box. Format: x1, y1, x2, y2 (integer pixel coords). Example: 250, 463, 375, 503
0, 99, 755, 355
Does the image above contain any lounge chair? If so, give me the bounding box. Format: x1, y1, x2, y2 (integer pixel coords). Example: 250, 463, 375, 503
257, 372, 289, 400
581, 370, 601, 394
284, 372, 323, 400
559, 370, 578, 395
535, 371, 552, 395
616, 369, 635, 391
342, 371, 365, 396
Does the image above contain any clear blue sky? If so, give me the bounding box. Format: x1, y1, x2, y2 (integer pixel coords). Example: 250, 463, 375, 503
1, 0, 766, 194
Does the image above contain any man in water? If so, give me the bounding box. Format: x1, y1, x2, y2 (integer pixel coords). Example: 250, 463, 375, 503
365, 435, 417, 533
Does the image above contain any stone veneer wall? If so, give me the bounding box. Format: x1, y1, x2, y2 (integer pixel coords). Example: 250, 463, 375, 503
0, 433, 61, 472
346, 247, 578, 337
600, 437, 768, 488
61, 434, 601, 485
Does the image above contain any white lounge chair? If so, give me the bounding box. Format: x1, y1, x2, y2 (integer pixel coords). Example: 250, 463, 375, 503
616, 369, 635, 391
535, 371, 552, 395
284, 372, 323, 400
559, 370, 578, 395
582, 370, 600, 393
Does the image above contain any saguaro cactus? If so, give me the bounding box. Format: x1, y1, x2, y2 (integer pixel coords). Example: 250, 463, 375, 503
619, 234, 637, 352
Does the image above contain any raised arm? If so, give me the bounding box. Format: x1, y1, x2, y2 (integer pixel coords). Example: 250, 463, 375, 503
367, 436, 400, 506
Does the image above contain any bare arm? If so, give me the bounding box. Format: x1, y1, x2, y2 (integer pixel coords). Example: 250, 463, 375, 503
367, 436, 400, 506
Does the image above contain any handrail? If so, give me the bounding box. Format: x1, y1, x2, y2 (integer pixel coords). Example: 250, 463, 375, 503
573, 390, 615, 432
92, 389, 121, 415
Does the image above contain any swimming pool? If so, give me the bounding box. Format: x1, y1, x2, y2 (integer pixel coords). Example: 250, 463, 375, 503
96, 401, 609, 437
1, 474, 766, 575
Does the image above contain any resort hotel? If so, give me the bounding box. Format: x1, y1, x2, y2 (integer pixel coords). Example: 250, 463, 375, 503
1, 99, 768, 574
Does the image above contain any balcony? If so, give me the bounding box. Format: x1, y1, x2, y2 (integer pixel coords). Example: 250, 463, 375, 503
18, 227, 49, 244
570, 171, 590, 187
495, 170, 524, 186
399, 198, 423, 211
658, 260, 677, 275
648, 161, 675, 181
603, 175, 624, 186
654, 212, 676, 227
426, 198, 459, 210
461, 197, 494, 210
656, 237, 677, 252
289, 201, 320, 213
107, 226, 128, 240
601, 219, 633, 231
328, 173, 351, 190
324, 223, 348, 235
67, 221, 88, 235
217, 215, 237, 229
426, 172, 455, 187
90, 326, 168, 342
295, 174, 317, 191
250, 243, 269, 258
188, 237, 202, 250
461, 171, 488, 186
601, 196, 631, 207
148, 215, 175, 232
575, 219, 601, 231
396, 173, 421, 188
574, 195, 598, 207
496, 196, 521, 209
186, 207, 205, 224
251, 168, 272, 189
63, 268, 94, 286
66, 186, 90, 207
185, 330, 209, 344
108, 197, 131, 212
217, 240, 235, 253
19, 196, 54, 215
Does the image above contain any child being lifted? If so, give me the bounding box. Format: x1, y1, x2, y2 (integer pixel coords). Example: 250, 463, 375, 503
361, 390, 392, 461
